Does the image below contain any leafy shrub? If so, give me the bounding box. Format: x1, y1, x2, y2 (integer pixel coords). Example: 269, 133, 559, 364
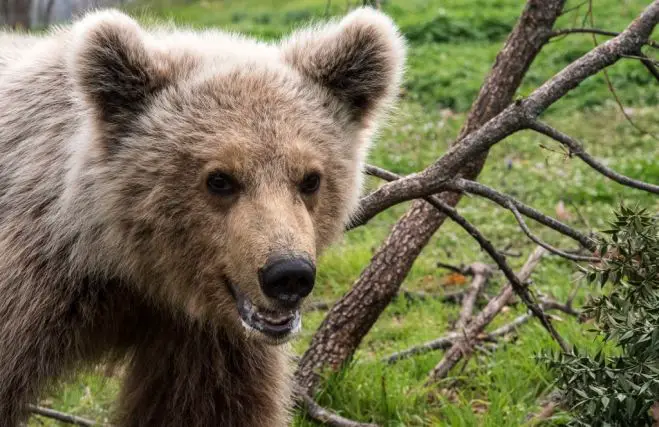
542, 204, 659, 426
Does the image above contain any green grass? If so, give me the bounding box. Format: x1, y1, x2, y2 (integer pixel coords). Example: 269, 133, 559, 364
29, 0, 659, 425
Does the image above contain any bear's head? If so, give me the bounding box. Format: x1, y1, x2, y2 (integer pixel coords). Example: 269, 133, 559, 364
66, 9, 404, 344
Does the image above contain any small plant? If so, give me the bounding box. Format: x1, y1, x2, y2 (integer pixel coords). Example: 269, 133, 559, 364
543, 204, 659, 426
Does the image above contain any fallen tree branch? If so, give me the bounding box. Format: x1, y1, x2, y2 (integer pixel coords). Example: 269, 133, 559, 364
297, 394, 378, 427
29, 405, 98, 426
384, 295, 579, 365
528, 120, 659, 194
455, 263, 492, 330
425, 247, 549, 384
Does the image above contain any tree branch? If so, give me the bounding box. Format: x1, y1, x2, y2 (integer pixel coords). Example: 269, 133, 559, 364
297, 394, 378, 427
423, 198, 569, 352
506, 202, 600, 262
528, 120, 659, 194
384, 296, 579, 365
351, 2, 659, 226
425, 247, 550, 384
639, 52, 659, 81
366, 164, 599, 260
445, 179, 597, 251
549, 27, 659, 49
363, 166, 571, 350
455, 263, 492, 330
29, 405, 98, 427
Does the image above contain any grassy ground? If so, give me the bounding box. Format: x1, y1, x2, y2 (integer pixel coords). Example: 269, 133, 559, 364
28, 0, 658, 425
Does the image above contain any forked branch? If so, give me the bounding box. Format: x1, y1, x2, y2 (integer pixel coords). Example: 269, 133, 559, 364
528, 120, 659, 194
352, 2, 659, 226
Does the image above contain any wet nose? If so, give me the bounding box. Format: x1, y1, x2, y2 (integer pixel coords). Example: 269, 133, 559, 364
259, 256, 316, 307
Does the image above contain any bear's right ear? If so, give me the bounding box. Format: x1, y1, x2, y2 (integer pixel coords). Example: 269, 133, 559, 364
68, 10, 170, 127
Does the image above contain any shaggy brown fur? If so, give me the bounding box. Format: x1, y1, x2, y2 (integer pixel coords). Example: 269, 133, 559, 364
0, 8, 404, 426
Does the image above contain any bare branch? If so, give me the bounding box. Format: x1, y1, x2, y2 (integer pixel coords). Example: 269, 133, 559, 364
446, 178, 597, 251
383, 333, 460, 364
506, 202, 600, 262
528, 120, 659, 194
638, 52, 659, 81
456, 263, 492, 330
427, 202, 569, 351
384, 295, 579, 365
362, 167, 570, 350
297, 394, 378, 427
29, 406, 98, 426
436, 261, 468, 274
549, 27, 659, 49
426, 247, 551, 384
351, 2, 659, 226
366, 164, 597, 252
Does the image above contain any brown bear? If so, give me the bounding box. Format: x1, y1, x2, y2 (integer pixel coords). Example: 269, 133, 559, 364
0, 7, 404, 426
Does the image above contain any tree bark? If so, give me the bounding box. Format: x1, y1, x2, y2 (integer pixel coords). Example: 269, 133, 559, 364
1, 0, 32, 29
296, 0, 567, 395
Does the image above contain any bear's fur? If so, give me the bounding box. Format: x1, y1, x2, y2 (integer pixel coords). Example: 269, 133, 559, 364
0, 8, 404, 426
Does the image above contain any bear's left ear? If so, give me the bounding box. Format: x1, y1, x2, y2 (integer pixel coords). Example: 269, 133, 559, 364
68, 10, 171, 127
281, 8, 405, 125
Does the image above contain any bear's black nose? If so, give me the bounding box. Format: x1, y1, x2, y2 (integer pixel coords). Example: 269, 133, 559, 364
259, 256, 316, 307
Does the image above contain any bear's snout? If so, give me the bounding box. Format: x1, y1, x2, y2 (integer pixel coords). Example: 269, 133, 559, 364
259, 256, 316, 308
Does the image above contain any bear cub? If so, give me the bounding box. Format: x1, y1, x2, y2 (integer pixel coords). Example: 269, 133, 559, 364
0, 7, 404, 426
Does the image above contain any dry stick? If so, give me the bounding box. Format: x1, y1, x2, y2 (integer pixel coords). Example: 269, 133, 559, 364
364, 164, 596, 252
549, 27, 659, 49
352, 2, 659, 227
506, 202, 599, 262
425, 247, 548, 385
455, 263, 492, 330
298, 394, 378, 427
364, 167, 569, 351
528, 120, 659, 194
29, 405, 98, 427
384, 296, 578, 365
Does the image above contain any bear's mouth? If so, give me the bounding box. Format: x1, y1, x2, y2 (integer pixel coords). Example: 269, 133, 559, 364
226, 280, 301, 344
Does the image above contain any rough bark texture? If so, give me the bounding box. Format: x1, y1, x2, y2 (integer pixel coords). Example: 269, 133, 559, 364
296, 0, 567, 394
1, 0, 31, 28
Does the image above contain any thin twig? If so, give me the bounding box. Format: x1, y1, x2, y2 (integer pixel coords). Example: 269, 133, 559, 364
29, 406, 98, 426
436, 261, 468, 274
528, 120, 659, 194
297, 394, 378, 427
549, 27, 659, 48
507, 202, 600, 262
582, 8, 659, 140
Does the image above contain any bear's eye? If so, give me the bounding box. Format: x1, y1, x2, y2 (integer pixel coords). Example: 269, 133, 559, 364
207, 172, 238, 196
299, 173, 321, 195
